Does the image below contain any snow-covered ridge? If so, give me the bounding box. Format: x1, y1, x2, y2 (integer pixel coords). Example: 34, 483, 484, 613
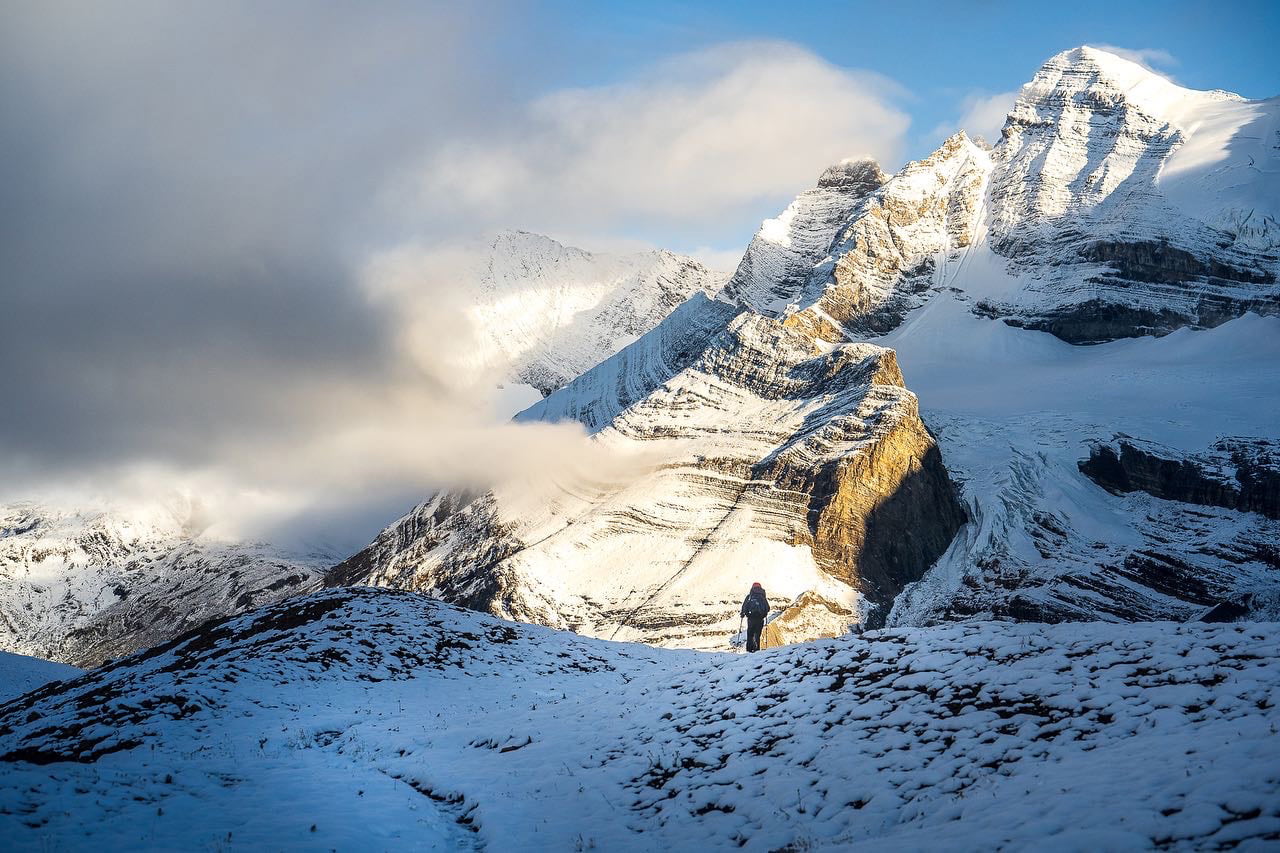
721, 158, 886, 314
0, 501, 334, 667
467, 230, 726, 396
1, 588, 1277, 849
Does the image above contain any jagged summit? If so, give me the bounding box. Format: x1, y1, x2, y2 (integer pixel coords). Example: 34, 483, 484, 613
721, 158, 887, 313
817, 157, 886, 191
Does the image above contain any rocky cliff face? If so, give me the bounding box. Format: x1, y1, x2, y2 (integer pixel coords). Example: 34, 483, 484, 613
1080, 436, 1280, 521
333, 282, 966, 648
0, 502, 332, 667
978, 47, 1280, 342
781, 133, 991, 341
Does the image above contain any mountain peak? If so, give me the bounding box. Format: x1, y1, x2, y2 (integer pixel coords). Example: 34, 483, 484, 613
1021, 45, 1250, 127
817, 158, 887, 192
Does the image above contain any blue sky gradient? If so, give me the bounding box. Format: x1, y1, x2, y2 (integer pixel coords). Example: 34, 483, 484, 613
536, 0, 1280, 161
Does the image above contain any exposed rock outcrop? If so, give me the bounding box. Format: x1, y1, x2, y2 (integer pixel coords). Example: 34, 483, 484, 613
760, 590, 856, 648
1080, 436, 1280, 520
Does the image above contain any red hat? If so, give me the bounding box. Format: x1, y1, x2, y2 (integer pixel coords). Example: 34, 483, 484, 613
752, 582, 762, 588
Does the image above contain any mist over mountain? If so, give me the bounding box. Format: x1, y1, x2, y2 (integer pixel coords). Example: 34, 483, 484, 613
3, 40, 1279, 851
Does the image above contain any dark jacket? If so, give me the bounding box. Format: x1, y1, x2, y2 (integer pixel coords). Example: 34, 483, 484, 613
741, 588, 769, 619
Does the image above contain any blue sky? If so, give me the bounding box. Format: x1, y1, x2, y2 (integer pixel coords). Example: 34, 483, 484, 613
539, 0, 1280, 149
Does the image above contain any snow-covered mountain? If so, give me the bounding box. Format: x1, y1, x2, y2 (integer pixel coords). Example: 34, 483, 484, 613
335, 46, 1280, 645
331, 161, 969, 647
0, 234, 720, 667
756, 48, 1278, 346
0, 501, 335, 668
2, 587, 1277, 849
465, 230, 726, 397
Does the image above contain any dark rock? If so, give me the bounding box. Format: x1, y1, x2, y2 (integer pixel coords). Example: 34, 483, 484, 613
1079, 436, 1280, 520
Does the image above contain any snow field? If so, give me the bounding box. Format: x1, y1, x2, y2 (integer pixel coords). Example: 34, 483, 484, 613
2, 588, 1277, 850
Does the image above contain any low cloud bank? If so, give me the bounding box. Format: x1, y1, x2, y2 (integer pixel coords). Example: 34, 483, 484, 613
0, 5, 910, 551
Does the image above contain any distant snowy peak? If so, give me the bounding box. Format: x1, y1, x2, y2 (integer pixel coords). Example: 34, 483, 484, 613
470, 230, 726, 397
0, 501, 332, 667
749, 47, 1280, 347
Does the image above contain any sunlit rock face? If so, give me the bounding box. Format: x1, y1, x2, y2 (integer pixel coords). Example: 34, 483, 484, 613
761, 590, 856, 648
334, 148, 971, 649
779, 133, 992, 342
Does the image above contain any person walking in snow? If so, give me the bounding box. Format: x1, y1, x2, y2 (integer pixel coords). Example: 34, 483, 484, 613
740, 582, 769, 653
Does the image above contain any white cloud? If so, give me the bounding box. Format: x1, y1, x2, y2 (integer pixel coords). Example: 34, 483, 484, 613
0, 14, 912, 552
683, 246, 747, 273
418, 41, 910, 237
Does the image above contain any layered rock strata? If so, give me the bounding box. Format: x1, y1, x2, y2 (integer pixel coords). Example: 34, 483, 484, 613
333, 292, 966, 647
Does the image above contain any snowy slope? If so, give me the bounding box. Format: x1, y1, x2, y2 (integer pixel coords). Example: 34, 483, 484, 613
0, 501, 335, 668
1, 588, 1277, 850
464, 230, 726, 397
879, 296, 1280, 627
0, 651, 80, 703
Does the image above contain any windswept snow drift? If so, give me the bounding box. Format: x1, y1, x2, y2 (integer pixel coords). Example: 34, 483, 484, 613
0, 652, 80, 703
1, 588, 1277, 850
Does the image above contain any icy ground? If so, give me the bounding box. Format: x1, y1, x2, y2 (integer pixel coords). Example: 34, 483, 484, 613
2, 588, 1277, 850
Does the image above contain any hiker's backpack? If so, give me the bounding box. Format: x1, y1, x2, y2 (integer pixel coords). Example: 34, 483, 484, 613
744, 590, 768, 618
